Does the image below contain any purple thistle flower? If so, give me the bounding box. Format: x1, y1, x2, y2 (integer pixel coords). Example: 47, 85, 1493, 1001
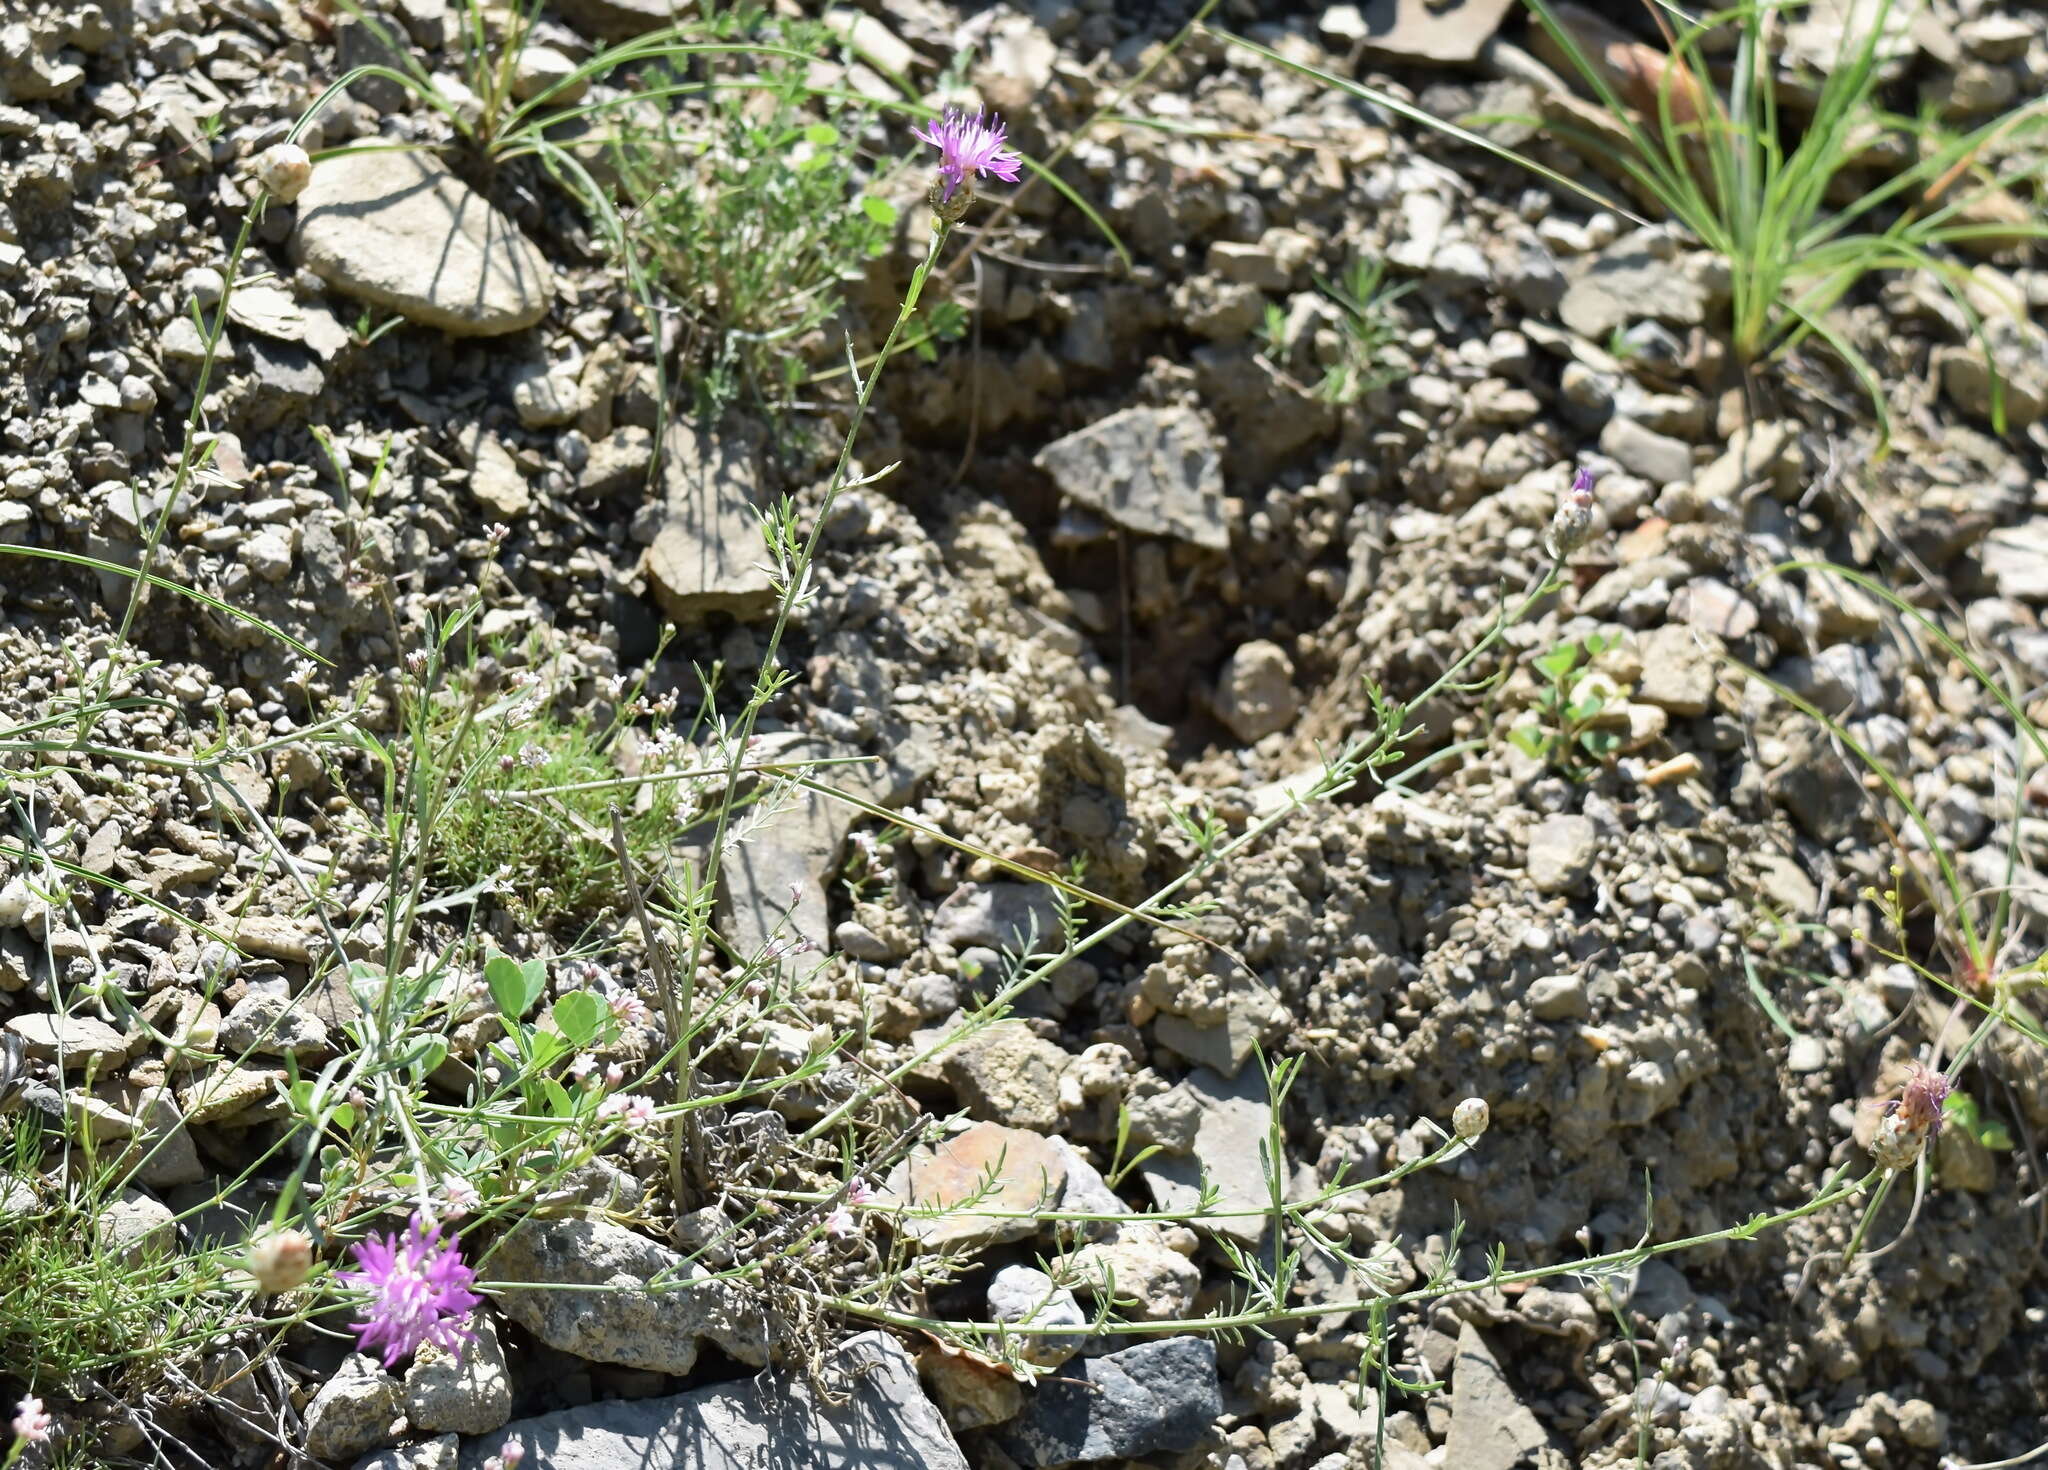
912, 109, 1022, 203
337, 1212, 483, 1368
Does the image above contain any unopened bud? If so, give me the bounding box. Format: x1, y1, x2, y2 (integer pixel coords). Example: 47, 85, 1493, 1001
1544, 467, 1598, 559
248, 1227, 315, 1293
1453, 1097, 1490, 1140
253, 142, 312, 203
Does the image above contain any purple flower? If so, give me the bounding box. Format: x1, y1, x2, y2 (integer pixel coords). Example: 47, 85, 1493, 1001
912, 109, 1022, 203
337, 1212, 483, 1367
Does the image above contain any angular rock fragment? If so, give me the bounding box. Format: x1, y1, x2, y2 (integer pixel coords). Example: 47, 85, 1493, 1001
293, 150, 553, 337
643, 420, 775, 620
492, 1216, 769, 1374
446, 1333, 965, 1470
1033, 406, 1228, 550
999, 1337, 1221, 1468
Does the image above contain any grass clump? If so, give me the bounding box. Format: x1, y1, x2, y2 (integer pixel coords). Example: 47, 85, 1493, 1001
1522, 0, 2048, 432
1211, 0, 2048, 440
419, 648, 700, 930
609, 10, 901, 418
0, 1127, 194, 1394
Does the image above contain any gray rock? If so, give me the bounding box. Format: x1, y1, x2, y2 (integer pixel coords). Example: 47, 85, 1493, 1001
462, 432, 531, 520
1937, 324, 2048, 428
1691, 420, 1798, 504
1141, 1066, 1277, 1246
710, 733, 934, 962
1055, 1227, 1201, 1321
454, 1332, 963, 1470
1636, 624, 1717, 716
1527, 815, 1597, 895
986, 1265, 1087, 1367
1982, 520, 2048, 602
1214, 640, 1299, 743
510, 360, 579, 428
547, 0, 679, 39
96, 1187, 174, 1264
219, 988, 330, 1058
304, 1355, 405, 1462
1525, 973, 1590, 1021
1600, 415, 1693, 486
1559, 249, 1708, 339
353, 1436, 458, 1470
929, 882, 1063, 955
492, 1216, 770, 1374
1444, 1323, 1561, 1470
238, 527, 296, 582
1669, 578, 1759, 639
644, 420, 775, 620
941, 1020, 1068, 1131
999, 1336, 1221, 1468
1033, 406, 1228, 550
1765, 728, 1863, 843
6, 1011, 134, 1070
1349, 0, 1515, 62
510, 44, 586, 102
293, 150, 554, 336
404, 1313, 512, 1434
1786, 1034, 1829, 1073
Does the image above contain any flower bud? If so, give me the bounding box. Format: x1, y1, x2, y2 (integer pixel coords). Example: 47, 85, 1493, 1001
248, 1227, 315, 1294
1544, 467, 1598, 559
1452, 1097, 1490, 1140
253, 143, 312, 203
1870, 1064, 1951, 1172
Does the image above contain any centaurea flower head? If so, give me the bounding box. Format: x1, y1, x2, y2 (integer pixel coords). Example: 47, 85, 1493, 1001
1870, 1063, 1952, 1172
1544, 465, 1599, 559
336, 1212, 483, 1368
913, 108, 1022, 220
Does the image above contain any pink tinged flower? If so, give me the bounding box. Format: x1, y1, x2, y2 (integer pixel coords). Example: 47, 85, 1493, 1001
604, 1062, 625, 1088
569, 1052, 597, 1081
912, 109, 1022, 202
1896, 1063, 1952, 1135
483, 1443, 526, 1470
610, 992, 651, 1029
1871, 1064, 1955, 1172
598, 1093, 657, 1127
825, 1206, 857, 1238
248, 1227, 315, 1294
1545, 464, 1600, 558
440, 1176, 481, 1220
336, 1212, 483, 1368
12, 1396, 52, 1444
846, 1177, 876, 1207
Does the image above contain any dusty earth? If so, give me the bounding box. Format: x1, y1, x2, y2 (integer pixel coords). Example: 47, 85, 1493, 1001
2, 0, 2048, 1466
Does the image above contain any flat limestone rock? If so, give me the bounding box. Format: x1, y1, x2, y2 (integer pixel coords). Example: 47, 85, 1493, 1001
441, 1332, 966, 1470
1033, 405, 1228, 550
1445, 1322, 1566, 1470
549, 0, 681, 40
1353, 0, 1517, 63
643, 420, 775, 620
293, 150, 553, 337
1140, 1065, 1276, 1247
491, 1216, 768, 1374
885, 1121, 1068, 1252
